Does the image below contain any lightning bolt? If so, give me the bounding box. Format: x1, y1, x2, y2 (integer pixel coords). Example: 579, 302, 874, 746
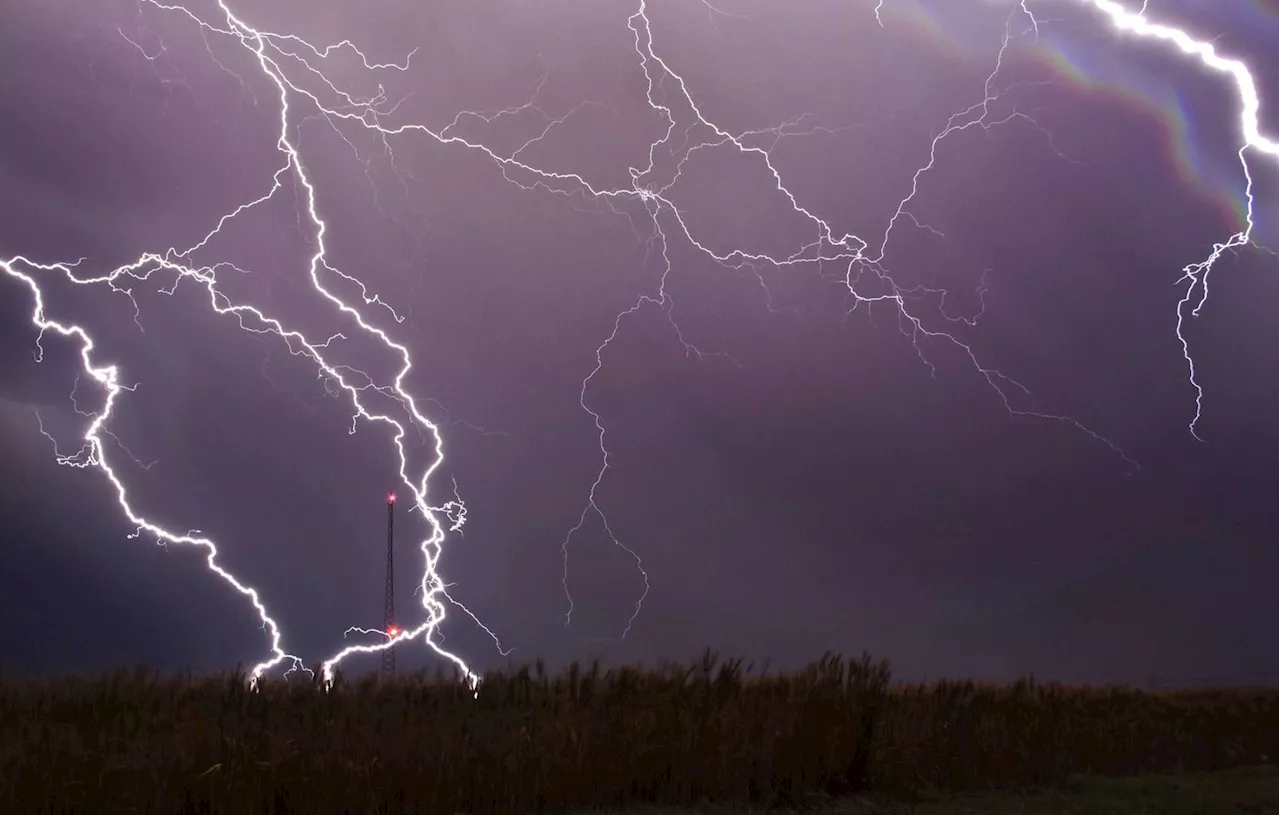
2, 256, 308, 684
3, 1, 501, 690
4, 0, 1273, 686
1066, 0, 1277, 439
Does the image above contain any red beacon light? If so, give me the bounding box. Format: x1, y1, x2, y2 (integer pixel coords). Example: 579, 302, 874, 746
386, 625, 400, 637
387, 493, 397, 504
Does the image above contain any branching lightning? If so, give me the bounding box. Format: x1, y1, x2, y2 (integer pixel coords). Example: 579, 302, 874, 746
3, 0, 1273, 686
1069, 0, 1277, 440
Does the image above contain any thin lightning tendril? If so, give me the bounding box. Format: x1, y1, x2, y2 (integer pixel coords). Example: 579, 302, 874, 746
3, 0, 1273, 686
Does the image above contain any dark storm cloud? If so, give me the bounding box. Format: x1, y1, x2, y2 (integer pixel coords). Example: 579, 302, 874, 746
0, 0, 1274, 686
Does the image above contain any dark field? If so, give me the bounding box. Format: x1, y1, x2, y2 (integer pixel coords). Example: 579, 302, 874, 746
586, 766, 1278, 814
1, 652, 1274, 814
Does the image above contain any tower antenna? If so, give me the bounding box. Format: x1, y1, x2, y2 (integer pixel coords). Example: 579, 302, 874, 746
382, 491, 397, 679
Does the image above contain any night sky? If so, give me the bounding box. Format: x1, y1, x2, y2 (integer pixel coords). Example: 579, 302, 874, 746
1, 0, 1275, 688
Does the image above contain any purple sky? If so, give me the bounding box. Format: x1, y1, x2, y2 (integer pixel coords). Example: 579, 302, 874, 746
1, 0, 1275, 687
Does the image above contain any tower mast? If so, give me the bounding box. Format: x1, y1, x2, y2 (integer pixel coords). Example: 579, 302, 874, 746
382, 492, 397, 679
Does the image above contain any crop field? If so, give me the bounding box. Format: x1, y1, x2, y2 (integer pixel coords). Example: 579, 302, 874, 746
1, 652, 1274, 814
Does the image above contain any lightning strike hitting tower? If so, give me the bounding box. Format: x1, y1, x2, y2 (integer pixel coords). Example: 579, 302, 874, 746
382, 492, 397, 679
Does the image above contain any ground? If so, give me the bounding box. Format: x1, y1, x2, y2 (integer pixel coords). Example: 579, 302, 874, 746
581, 765, 1277, 814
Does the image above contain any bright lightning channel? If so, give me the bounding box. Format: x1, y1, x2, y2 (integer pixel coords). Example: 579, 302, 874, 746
3, 0, 1273, 686
1068, 0, 1277, 439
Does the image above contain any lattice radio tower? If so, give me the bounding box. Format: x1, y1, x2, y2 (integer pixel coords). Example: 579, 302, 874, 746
382, 492, 397, 679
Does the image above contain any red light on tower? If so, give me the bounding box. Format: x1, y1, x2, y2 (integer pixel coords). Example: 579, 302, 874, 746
387, 493, 396, 504
386, 625, 400, 638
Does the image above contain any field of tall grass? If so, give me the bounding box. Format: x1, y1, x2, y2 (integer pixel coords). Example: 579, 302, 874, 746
1, 651, 1273, 814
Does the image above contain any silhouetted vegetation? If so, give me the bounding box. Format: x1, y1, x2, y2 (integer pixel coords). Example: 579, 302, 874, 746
0, 651, 1273, 813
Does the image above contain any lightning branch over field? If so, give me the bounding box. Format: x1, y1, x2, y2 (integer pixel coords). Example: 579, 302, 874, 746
2, 0, 1274, 685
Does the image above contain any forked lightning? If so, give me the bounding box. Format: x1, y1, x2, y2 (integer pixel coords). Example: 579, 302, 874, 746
3, 0, 1273, 686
